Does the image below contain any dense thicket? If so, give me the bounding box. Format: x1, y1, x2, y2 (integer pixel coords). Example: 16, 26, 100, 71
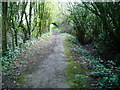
1, 1, 53, 56
65, 2, 120, 88
67, 2, 120, 64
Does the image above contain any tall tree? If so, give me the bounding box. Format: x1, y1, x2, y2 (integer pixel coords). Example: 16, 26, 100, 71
2, 2, 8, 56
28, 2, 32, 39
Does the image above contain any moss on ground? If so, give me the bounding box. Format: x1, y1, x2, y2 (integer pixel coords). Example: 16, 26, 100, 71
63, 33, 93, 88
18, 74, 28, 83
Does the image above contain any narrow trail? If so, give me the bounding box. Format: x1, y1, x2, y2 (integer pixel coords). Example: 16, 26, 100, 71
18, 33, 70, 88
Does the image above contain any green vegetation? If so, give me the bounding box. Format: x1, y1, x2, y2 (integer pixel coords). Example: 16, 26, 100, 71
1, 31, 52, 76
66, 2, 120, 63
1, 1, 56, 76
63, 34, 120, 88
1, 0, 120, 89
63, 34, 90, 88
79, 46, 120, 88
1, 1, 55, 55
18, 74, 28, 83
61, 2, 120, 88
73, 74, 88, 88
65, 61, 89, 88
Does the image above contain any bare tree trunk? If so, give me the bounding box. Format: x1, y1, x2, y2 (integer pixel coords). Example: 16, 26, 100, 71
2, 2, 8, 56
76, 27, 85, 45
28, 2, 32, 39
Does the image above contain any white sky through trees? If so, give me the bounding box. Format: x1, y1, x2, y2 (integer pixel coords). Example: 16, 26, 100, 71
0, 0, 118, 2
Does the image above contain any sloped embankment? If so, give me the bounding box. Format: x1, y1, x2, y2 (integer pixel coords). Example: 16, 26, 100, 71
63, 33, 120, 88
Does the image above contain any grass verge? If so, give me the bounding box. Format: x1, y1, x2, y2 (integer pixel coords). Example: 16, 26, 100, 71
63, 33, 92, 88
63, 33, 120, 88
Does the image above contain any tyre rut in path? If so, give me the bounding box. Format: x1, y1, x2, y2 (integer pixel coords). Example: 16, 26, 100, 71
19, 34, 70, 88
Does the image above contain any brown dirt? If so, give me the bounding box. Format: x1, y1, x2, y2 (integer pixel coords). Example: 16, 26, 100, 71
3, 33, 70, 88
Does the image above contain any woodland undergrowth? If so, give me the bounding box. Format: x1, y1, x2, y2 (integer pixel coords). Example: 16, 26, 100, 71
1, 32, 52, 76
63, 33, 120, 88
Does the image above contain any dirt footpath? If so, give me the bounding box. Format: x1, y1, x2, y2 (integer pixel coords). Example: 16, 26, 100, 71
18, 34, 70, 88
